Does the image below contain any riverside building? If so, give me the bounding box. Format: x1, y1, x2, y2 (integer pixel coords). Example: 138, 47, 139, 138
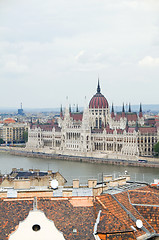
27, 81, 159, 159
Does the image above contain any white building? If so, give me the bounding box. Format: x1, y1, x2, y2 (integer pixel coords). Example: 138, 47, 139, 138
27, 81, 159, 159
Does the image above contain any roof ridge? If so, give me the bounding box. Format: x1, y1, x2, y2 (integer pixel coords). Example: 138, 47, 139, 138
96, 195, 133, 231
112, 194, 151, 236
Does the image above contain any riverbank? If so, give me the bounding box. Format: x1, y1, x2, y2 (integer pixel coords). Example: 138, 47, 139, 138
0, 146, 159, 168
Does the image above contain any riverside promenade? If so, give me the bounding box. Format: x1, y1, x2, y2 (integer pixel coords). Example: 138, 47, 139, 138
0, 146, 159, 168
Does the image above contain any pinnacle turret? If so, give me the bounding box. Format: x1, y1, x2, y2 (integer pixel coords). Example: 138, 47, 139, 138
139, 103, 143, 118
111, 103, 115, 118
69, 105, 71, 113
122, 103, 125, 113
128, 103, 131, 113
76, 104, 79, 112
97, 78, 101, 93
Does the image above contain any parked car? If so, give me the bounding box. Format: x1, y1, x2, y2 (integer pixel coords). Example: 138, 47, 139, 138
138, 159, 148, 163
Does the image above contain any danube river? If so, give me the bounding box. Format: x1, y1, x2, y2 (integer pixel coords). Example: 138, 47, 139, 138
0, 152, 158, 184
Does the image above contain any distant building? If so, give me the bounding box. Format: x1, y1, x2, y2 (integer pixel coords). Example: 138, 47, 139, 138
18, 103, 24, 116
0, 168, 67, 188
27, 81, 159, 158
2, 122, 28, 144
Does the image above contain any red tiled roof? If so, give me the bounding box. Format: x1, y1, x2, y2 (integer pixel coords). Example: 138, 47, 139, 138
1, 185, 159, 240
115, 112, 138, 122
126, 113, 137, 122
38, 198, 95, 240
40, 125, 54, 131
138, 127, 157, 134
135, 206, 159, 233
128, 186, 159, 233
128, 127, 136, 133
97, 209, 132, 234
96, 191, 155, 238
89, 93, 109, 109
70, 113, 83, 121
0, 199, 33, 240
115, 113, 122, 121
129, 190, 159, 205
4, 118, 16, 123
95, 194, 141, 238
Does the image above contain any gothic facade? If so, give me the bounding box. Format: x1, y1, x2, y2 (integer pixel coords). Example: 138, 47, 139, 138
27, 81, 159, 159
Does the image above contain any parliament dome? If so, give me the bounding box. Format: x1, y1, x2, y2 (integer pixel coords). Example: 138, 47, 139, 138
89, 81, 109, 109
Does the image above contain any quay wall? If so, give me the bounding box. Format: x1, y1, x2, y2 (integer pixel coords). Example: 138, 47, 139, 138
0, 146, 159, 168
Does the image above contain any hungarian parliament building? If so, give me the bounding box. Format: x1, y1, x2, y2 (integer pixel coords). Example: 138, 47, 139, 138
27, 81, 159, 159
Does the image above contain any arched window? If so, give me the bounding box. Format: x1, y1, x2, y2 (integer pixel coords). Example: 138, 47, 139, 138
99, 118, 102, 128
96, 118, 98, 128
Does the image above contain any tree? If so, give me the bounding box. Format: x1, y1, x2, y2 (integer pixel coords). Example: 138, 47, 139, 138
154, 142, 159, 157
0, 138, 4, 144
23, 131, 28, 143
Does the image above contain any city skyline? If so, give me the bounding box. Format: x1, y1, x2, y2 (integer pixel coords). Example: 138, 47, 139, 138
0, 0, 159, 108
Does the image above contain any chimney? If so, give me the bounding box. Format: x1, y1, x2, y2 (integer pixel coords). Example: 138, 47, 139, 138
73, 179, 79, 188
103, 175, 112, 182
88, 179, 97, 188
12, 168, 17, 172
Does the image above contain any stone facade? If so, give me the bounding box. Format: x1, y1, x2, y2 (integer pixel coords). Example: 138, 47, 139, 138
2, 123, 28, 144
27, 82, 159, 158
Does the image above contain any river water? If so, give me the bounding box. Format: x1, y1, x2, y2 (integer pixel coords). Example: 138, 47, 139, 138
0, 152, 158, 184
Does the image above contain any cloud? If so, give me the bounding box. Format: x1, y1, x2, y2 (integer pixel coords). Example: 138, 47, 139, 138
75, 50, 85, 60
0, 53, 29, 74
138, 56, 159, 67
0, 0, 159, 107
4, 60, 28, 73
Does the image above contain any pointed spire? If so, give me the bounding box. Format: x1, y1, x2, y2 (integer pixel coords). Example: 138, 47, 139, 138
111, 103, 115, 118
128, 103, 131, 113
139, 103, 142, 112
76, 104, 79, 112
60, 104, 63, 118
69, 104, 71, 113
139, 103, 143, 118
97, 78, 101, 93
122, 103, 125, 118
112, 103, 114, 113
122, 103, 125, 113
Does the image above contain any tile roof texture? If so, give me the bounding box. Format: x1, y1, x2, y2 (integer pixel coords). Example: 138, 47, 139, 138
128, 186, 159, 234
38, 198, 95, 240
1, 185, 159, 240
70, 113, 83, 121
129, 190, 159, 205
135, 206, 159, 233
95, 188, 158, 239
95, 194, 145, 239
138, 126, 157, 134
0, 199, 33, 240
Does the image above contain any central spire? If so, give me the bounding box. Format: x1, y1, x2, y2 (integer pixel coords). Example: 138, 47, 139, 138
97, 78, 101, 93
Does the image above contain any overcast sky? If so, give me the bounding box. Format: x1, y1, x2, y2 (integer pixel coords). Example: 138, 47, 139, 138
0, 0, 159, 109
